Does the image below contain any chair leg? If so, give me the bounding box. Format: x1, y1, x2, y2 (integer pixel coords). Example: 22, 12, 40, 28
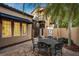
49, 51, 52, 56
48, 48, 52, 56
38, 48, 40, 56
33, 46, 35, 52
32, 46, 36, 54
54, 49, 56, 56
61, 49, 62, 56
54, 49, 62, 56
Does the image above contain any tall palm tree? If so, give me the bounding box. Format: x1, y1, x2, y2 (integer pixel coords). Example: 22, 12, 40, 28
44, 3, 79, 46
64, 4, 79, 46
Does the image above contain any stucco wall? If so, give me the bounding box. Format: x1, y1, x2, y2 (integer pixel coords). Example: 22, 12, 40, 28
0, 23, 32, 48
71, 27, 79, 45
0, 36, 29, 48
0, 6, 33, 48
27, 24, 32, 39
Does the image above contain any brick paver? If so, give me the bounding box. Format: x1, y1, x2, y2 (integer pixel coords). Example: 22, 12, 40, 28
0, 40, 79, 56
0, 40, 34, 56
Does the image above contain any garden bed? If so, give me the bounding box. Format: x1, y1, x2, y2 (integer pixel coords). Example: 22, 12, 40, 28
64, 44, 79, 52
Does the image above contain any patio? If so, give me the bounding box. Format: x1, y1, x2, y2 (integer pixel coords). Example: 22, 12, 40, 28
0, 3, 79, 56
0, 40, 78, 56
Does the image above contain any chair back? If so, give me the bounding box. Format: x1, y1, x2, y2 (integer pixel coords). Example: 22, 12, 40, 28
33, 37, 39, 44
55, 43, 63, 50
38, 42, 51, 48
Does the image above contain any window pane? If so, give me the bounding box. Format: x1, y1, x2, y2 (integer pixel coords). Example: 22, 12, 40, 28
22, 23, 27, 35
14, 22, 20, 36
2, 20, 12, 38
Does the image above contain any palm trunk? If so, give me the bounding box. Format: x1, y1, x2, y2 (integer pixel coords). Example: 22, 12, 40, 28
56, 9, 61, 40
67, 4, 75, 46
68, 12, 73, 46
68, 19, 72, 46
56, 16, 60, 40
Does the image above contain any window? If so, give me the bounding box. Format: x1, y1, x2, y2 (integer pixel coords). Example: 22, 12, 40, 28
2, 20, 12, 38
22, 23, 27, 35
14, 22, 20, 36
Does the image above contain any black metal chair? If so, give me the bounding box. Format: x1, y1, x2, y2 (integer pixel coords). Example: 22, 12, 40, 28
58, 37, 74, 45
32, 38, 39, 53
54, 43, 63, 56
58, 38, 68, 44
37, 42, 51, 56
32, 37, 43, 54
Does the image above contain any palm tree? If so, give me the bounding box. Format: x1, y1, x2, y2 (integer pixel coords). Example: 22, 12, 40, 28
44, 3, 79, 46
64, 4, 79, 46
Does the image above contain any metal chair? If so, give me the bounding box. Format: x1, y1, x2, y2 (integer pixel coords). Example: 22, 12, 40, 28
54, 43, 63, 56
37, 42, 51, 56
32, 37, 39, 53
32, 37, 43, 54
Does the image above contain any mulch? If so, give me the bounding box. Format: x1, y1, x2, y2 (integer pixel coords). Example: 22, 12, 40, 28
64, 44, 79, 52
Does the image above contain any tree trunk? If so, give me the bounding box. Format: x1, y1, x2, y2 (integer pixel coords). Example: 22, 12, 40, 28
56, 16, 60, 40
68, 19, 72, 46
68, 11, 73, 46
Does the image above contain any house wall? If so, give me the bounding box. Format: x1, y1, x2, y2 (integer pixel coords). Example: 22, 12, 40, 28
0, 36, 28, 48
0, 6, 32, 20
0, 18, 32, 48
0, 6, 32, 48
27, 24, 32, 39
